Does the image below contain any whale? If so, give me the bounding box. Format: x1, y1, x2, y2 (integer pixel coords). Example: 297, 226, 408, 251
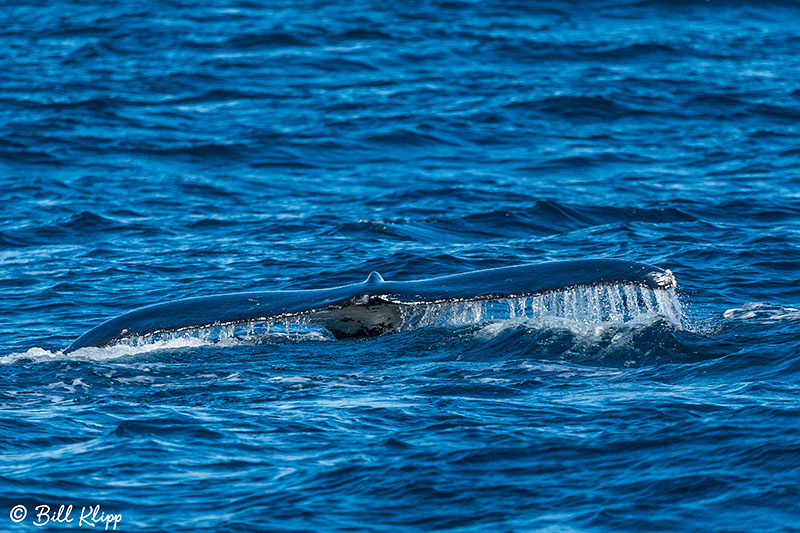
64, 258, 676, 352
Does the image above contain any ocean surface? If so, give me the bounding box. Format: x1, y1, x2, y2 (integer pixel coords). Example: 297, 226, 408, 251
2, 1, 800, 531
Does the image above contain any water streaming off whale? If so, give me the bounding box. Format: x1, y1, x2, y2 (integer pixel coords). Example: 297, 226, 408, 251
399, 284, 683, 329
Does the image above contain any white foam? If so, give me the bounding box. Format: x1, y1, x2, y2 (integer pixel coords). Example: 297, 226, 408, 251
723, 302, 800, 322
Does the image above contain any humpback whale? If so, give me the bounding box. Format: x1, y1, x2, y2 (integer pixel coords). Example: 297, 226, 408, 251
64, 259, 676, 353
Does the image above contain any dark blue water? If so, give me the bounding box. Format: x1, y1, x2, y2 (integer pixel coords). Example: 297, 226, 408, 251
3, 1, 800, 531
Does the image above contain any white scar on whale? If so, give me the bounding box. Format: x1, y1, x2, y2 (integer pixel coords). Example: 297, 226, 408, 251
65, 259, 677, 352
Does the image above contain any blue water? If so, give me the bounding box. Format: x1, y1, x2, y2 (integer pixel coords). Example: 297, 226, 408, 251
2, 1, 800, 531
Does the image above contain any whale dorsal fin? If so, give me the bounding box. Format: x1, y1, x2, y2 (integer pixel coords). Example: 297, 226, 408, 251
365, 271, 385, 284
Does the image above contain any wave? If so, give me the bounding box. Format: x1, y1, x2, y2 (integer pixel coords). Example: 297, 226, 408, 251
503, 95, 654, 121
224, 31, 314, 49
323, 199, 698, 244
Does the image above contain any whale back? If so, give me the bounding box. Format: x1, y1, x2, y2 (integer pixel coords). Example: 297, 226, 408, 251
65, 259, 676, 352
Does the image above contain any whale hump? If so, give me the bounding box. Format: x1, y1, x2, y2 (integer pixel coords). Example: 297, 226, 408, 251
65, 259, 677, 352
